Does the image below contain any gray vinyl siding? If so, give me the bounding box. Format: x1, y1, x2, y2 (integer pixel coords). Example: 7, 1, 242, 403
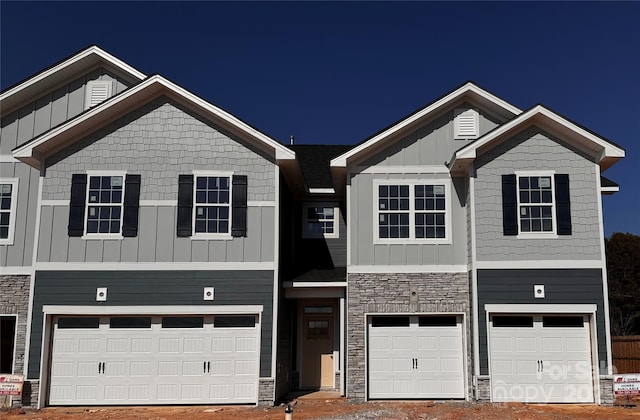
0, 162, 39, 267
37, 97, 276, 263
474, 126, 601, 261
358, 103, 503, 168
349, 170, 467, 266
1, 67, 133, 154
28, 270, 274, 379
477, 268, 607, 375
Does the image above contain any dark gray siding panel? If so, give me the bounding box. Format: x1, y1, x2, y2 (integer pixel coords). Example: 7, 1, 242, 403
477, 268, 606, 375
29, 270, 274, 379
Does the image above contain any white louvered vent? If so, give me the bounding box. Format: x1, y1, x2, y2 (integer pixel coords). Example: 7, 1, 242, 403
454, 108, 479, 139
85, 80, 113, 109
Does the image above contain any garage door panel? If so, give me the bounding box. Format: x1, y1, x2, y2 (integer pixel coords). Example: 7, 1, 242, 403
392, 335, 415, 350
131, 338, 152, 353
79, 338, 101, 353
392, 358, 413, 373
158, 338, 181, 353
417, 336, 436, 350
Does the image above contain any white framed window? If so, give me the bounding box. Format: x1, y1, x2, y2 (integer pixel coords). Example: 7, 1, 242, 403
454, 108, 479, 139
302, 202, 339, 238
84, 171, 126, 237
0, 179, 18, 245
85, 80, 113, 109
374, 179, 451, 243
193, 171, 232, 238
516, 171, 557, 237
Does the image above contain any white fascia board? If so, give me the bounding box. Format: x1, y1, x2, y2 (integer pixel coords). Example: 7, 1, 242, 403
330, 82, 522, 168
348, 264, 467, 273
484, 303, 597, 314
13, 75, 295, 163
42, 305, 264, 315
455, 105, 626, 161
309, 188, 336, 194
0, 46, 145, 103
283, 281, 347, 288
600, 186, 619, 194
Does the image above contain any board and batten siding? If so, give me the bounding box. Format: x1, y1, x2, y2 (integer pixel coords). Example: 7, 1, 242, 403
1, 67, 133, 154
349, 170, 467, 266
473, 127, 601, 261
36, 97, 277, 263
477, 268, 607, 375
28, 270, 275, 379
0, 162, 39, 267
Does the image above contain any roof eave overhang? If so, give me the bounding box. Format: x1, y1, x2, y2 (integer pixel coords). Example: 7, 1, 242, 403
13, 75, 295, 168
1, 46, 146, 117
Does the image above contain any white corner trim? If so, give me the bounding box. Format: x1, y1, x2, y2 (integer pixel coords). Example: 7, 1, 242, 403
475, 260, 603, 269
42, 305, 264, 315
348, 265, 467, 274
484, 303, 597, 313
34, 261, 275, 271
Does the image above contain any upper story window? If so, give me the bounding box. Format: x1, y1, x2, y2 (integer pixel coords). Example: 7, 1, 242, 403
454, 108, 479, 139
0, 179, 19, 245
502, 172, 571, 237
375, 180, 450, 243
176, 173, 247, 239
302, 203, 339, 238
85, 173, 125, 235
194, 175, 231, 235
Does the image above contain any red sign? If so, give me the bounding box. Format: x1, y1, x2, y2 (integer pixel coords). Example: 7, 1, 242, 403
0, 374, 24, 396
614, 374, 640, 396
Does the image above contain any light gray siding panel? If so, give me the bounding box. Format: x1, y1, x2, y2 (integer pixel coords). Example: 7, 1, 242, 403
102, 240, 121, 262
155, 206, 175, 262
50, 206, 69, 262
244, 208, 261, 261
17, 105, 35, 144
208, 240, 226, 262
474, 127, 601, 261
66, 78, 86, 117
477, 268, 607, 374
67, 237, 85, 262
260, 207, 271, 263
191, 240, 208, 262
120, 236, 139, 262
33, 96, 52, 137
84, 240, 103, 262
137, 207, 157, 262
50, 85, 70, 128
28, 270, 275, 379
226, 237, 244, 262
0, 112, 19, 153
37, 207, 53, 262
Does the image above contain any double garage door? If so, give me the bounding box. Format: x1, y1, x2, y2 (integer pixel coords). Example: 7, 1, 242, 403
368, 314, 465, 399
49, 314, 259, 405
489, 314, 594, 403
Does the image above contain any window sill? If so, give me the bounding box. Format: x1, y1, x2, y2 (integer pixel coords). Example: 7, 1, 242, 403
0, 239, 15, 245
190, 234, 233, 241
81, 234, 124, 240
516, 233, 559, 239
374, 237, 451, 245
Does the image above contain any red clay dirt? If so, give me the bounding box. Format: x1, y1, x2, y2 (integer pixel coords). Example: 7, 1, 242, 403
2, 397, 640, 419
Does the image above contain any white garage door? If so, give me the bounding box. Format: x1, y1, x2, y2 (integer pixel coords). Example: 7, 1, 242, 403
49, 314, 260, 405
489, 314, 593, 403
368, 315, 465, 399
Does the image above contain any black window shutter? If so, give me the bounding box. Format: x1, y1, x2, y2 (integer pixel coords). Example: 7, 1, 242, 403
555, 174, 572, 235
122, 174, 141, 237
231, 175, 248, 237
502, 174, 518, 236
177, 175, 194, 237
68, 174, 87, 237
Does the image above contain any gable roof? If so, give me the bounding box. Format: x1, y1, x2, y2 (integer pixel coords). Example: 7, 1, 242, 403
449, 104, 625, 175
289, 144, 352, 191
330, 81, 522, 168
12, 74, 296, 168
0, 45, 146, 117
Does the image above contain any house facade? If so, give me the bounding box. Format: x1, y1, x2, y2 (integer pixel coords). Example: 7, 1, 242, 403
0, 46, 624, 407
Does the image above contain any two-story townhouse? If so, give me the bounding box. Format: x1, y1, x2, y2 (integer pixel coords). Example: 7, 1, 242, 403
325, 82, 624, 404
1, 46, 299, 407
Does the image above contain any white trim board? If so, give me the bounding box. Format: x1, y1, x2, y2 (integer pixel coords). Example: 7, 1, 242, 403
283, 281, 347, 288
0, 266, 33, 275
484, 303, 597, 313
348, 265, 467, 274
42, 305, 264, 315
353, 165, 450, 174
34, 262, 275, 271
475, 260, 603, 269
40, 199, 276, 207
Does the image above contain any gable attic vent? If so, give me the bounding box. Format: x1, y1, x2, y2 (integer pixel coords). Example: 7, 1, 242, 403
85, 80, 113, 109
454, 108, 479, 139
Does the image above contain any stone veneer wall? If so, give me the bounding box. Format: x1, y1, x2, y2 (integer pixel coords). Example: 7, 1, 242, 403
475, 377, 491, 400
346, 272, 470, 402
259, 378, 275, 405
599, 377, 614, 404
0, 275, 32, 407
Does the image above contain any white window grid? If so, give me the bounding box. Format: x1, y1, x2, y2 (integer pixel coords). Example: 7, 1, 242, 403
0, 179, 18, 245
302, 202, 339, 238
515, 171, 557, 237
373, 179, 451, 243
192, 171, 233, 238
84, 171, 126, 237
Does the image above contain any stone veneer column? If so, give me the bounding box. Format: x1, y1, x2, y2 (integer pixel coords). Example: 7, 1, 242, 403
346, 272, 470, 402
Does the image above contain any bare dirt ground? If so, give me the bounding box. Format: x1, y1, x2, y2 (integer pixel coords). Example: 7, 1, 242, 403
3, 397, 640, 420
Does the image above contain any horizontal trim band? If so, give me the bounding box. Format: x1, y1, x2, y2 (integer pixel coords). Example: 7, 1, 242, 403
0, 267, 33, 275
40, 200, 276, 207
283, 281, 347, 288
42, 304, 264, 315
475, 260, 603, 269
348, 265, 467, 274
35, 262, 275, 271
484, 303, 597, 313
354, 165, 450, 174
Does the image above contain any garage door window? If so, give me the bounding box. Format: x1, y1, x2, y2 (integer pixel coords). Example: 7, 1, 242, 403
109, 317, 152, 329
419, 315, 457, 327
214, 316, 256, 328
161, 316, 204, 328
492, 316, 533, 328
57, 317, 99, 329
371, 316, 410, 327
542, 316, 583, 328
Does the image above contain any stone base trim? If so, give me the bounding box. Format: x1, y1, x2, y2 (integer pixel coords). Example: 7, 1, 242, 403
599, 376, 614, 405
259, 378, 275, 405
475, 376, 491, 400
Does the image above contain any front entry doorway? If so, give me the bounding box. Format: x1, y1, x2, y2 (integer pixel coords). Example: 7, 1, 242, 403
300, 303, 335, 389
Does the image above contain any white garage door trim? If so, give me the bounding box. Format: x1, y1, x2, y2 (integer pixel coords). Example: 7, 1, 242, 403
485, 304, 600, 403
39, 305, 263, 408
366, 313, 466, 400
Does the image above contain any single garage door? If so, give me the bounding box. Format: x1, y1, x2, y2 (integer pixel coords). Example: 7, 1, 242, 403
49, 314, 260, 405
368, 315, 465, 399
489, 314, 593, 403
